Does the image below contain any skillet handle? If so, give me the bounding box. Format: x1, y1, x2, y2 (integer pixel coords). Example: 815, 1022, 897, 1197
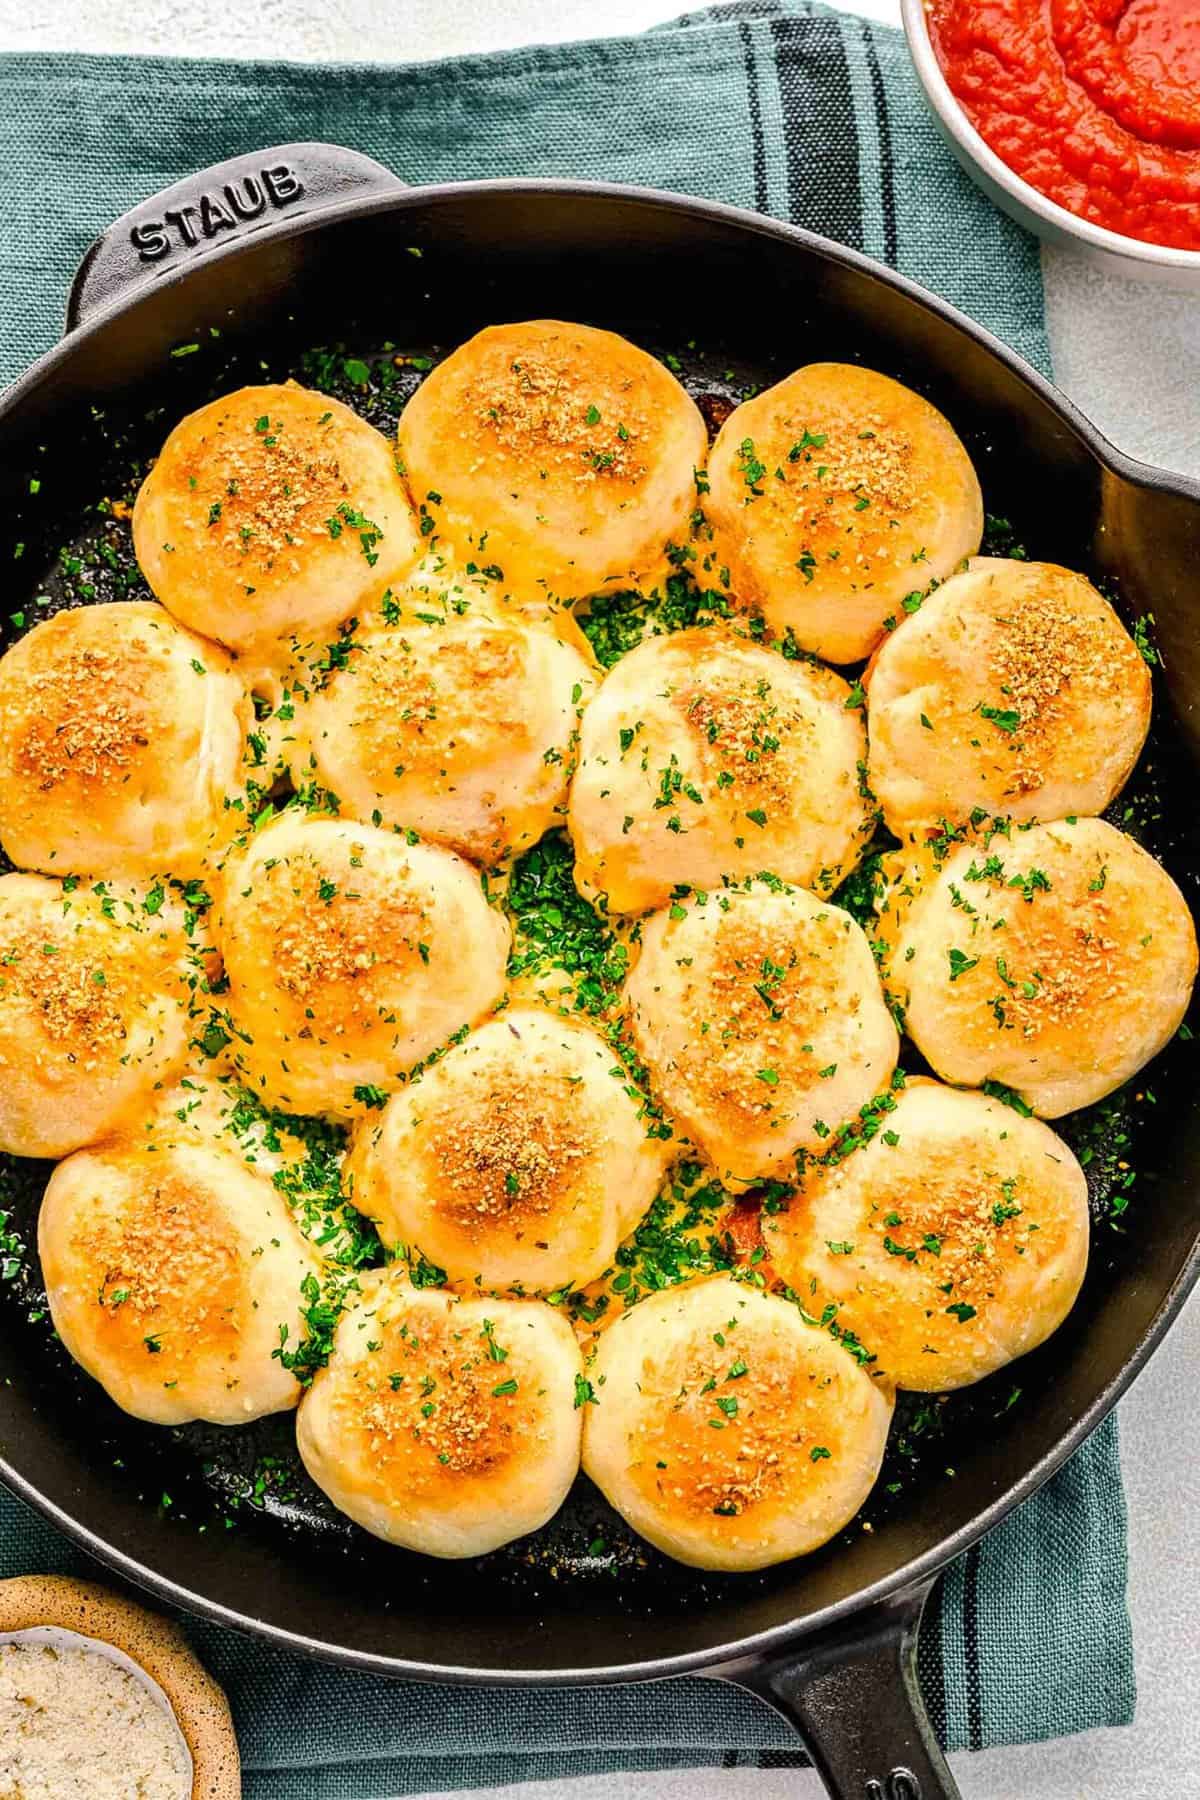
65, 141, 404, 332
716, 1579, 962, 1800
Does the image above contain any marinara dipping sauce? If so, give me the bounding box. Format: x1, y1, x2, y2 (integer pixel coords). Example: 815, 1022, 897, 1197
927, 0, 1200, 249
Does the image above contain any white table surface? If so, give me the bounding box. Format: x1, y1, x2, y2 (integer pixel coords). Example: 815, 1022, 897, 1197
6, 1, 1199, 1795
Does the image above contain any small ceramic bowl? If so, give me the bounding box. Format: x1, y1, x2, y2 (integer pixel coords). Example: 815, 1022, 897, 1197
900, 0, 1200, 291
0, 1575, 240, 1798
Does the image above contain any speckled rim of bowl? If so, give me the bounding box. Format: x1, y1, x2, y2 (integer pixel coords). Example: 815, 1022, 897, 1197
0, 1576, 240, 1800
900, 0, 1200, 285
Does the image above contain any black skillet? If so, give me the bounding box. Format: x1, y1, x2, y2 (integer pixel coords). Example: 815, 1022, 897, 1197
1, 143, 1198, 1800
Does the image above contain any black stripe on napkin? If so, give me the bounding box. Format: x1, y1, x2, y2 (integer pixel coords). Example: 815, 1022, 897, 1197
916, 1572, 949, 1743
738, 18, 769, 214
963, 1542, 985, 1751
768, 12, 863, 248
863, 25, 898, 266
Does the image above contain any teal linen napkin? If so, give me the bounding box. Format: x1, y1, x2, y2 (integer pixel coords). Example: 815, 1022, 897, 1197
0, 3, 1134, 1791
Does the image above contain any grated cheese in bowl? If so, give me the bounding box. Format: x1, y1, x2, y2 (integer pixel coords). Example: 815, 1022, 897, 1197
0, 1627, 192, 1800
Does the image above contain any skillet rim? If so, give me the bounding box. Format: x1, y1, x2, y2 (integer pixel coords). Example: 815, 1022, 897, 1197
0, 170, 1198, 1682
21, 173, 1200, 507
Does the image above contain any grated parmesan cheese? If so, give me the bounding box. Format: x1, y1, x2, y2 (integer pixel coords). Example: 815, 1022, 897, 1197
0, 1630, 191, 1800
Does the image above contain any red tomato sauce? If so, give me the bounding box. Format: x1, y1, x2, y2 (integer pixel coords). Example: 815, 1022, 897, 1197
927, 0, 1200, 249
720, 1194, 781, 1289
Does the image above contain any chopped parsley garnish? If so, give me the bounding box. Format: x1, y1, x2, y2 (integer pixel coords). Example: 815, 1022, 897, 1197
788, 429, 827, 458
982, 1079, 1034, 1116
883, 1234, 917, 1262
505, 831, 630, 1017
1008, 867, 1051, 903
327, 501, 384, 567
581, 1164, 729, 1318
580, 570, 731, 668
408, 1250, 448, 1289
979, 704, 1020, 734
737, 438, 766, 492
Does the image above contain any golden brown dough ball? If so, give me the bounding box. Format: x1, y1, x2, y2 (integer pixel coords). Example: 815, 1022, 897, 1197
764, 1079, 1090, 1391
347, 1006, 670, 1293
214, 811, 509, 1117
0, 602, 247, 880
133, 383, 422, 654
296, 1273, 582, 1556
38, 1139, 320, 1425
625, 883, 898, 1188
569, 625, 871, 913
866, 559, 1152, 835
581, 1275, 893, 1570
891, 817, 1196, 1116
385, 549, 600, 665
705, 364, 982, 664
0, 873, 193, 1159
298, 611, 594, 863
395, 321, 708, 604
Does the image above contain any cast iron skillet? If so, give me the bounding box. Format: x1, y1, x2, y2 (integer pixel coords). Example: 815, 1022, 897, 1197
1, 143, 1199, 1800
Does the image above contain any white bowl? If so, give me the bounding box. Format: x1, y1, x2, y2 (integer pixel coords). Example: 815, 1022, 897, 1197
900, 0, 1200, 291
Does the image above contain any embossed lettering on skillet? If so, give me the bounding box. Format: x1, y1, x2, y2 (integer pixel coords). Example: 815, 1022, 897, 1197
130, 163, 305, 262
